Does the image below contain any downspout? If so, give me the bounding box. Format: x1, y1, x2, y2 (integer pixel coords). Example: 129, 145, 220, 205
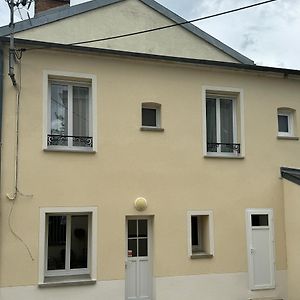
0, 46, 4, 165
0, 45, 3, 220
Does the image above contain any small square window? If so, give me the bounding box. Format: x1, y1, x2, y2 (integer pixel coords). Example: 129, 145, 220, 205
141, 102, 163, 131
188, 211, 214, 258
39, 207, 97, 285
278, 115, 289, 133
277, 108, 295, 137
142, 108, 157, 127
251, 214, 269, 227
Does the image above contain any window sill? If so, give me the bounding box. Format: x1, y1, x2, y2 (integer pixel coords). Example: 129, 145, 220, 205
140, 126, 164, 132
44, 147, 96, 153
277, 135, 299, 140
191, 253, 213, 259
204, 153, 244, 159
39, 275, 96, 288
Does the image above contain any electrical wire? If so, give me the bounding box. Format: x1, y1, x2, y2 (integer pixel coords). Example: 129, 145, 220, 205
22, 0, 277, 52
7, 58, 35, 261
70, 0, 277, 46
8, 197, 35, 261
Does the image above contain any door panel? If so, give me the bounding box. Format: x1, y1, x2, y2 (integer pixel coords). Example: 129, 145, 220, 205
252, 229, 272, 287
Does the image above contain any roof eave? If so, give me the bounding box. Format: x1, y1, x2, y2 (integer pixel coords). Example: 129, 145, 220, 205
281, 167, 300, 186
0, 37, 299, 77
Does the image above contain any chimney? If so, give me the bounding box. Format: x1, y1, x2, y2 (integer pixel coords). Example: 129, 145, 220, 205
35, 0, 70, 15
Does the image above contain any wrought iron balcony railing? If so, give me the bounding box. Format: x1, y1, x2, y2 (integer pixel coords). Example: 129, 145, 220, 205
47, 135, 93, 148
207, 142, 241, 154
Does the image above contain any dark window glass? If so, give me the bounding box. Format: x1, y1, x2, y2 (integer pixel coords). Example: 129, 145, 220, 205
138, 239, 148, 256
142, 108, 157, 127
70, 215, 88, 269
206, 98, 217, 152
128, 220, 137, 238
47, 215, 66, 270
251, 214, 269, 226
138, 220, 147, 237
128, 239, 137, 257
278, 115, 289, 133
191, 216, 199, 246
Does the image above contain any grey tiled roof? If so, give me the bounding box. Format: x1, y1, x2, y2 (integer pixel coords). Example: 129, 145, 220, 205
0, 0, 254, 64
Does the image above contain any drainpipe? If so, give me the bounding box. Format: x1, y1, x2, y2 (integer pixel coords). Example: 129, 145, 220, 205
0, 45, 3, 203
0, 46, 3, 151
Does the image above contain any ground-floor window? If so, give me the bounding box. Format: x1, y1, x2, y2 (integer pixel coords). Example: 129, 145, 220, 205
39, 207, 97, 285
187, 211, 214, 258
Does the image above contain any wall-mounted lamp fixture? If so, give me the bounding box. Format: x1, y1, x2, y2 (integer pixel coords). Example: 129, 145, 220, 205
134, 197, 147, 211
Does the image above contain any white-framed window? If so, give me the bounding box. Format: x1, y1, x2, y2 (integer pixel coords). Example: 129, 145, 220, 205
202, 87, 245, 158
277, 108, 295, 137
39, 207, 97, 285
141, 102, 163, 131
43, 71, 97, 152
187, 211, 214, 258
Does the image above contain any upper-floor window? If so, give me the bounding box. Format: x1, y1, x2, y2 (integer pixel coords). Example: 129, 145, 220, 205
44, 71, 97, 152
277, 108, 296, 138
140, 102, 164, 132
203, 87, 244, 158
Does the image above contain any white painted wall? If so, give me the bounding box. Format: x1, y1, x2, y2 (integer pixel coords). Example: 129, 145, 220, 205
0, 271, 287, 300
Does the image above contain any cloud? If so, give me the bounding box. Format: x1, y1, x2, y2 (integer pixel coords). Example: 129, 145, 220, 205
240, 34, 256, 51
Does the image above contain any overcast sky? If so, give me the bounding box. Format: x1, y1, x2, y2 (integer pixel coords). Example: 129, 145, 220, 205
0, 0, 299, 69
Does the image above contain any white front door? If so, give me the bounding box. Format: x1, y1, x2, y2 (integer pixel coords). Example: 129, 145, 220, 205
246, 209, 275, 290
125, 218, 152, 300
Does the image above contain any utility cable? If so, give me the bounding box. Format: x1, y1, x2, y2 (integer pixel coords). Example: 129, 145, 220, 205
69, 0, 277, 46
7, 59, 35, 261
21, 0, 277, 52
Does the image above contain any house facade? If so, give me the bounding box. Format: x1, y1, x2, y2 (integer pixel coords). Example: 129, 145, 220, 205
0, 1, 300, 300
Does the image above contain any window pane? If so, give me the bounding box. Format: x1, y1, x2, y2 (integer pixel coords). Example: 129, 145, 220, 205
191, 216, 199, 246
47, 215, 66, 270
138, 220, 147, 237
70, 215, 88, 269
278, 115, 289, 133
251, 214, 269, 226
138, 239, 148, 256
128, 220, 137, 238
73, 86, 90, 147
51, 84, 68, 146
220, 99, 234, 153
142, 108, 157, 126
128, 239, 137, 257
206, 98, 217, 152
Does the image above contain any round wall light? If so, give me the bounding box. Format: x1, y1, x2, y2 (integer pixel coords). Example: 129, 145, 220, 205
134, 197, 147, 211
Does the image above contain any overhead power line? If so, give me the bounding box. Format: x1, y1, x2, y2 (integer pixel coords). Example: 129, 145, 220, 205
13, 0, 277, 52
69, 0, 277, 46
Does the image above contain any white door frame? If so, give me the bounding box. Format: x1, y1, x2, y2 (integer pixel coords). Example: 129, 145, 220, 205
245, 208, 276, 290
125, 216, 153, 300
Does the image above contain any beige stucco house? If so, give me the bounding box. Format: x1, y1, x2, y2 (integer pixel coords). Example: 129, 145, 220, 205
0, 0, 300, 299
